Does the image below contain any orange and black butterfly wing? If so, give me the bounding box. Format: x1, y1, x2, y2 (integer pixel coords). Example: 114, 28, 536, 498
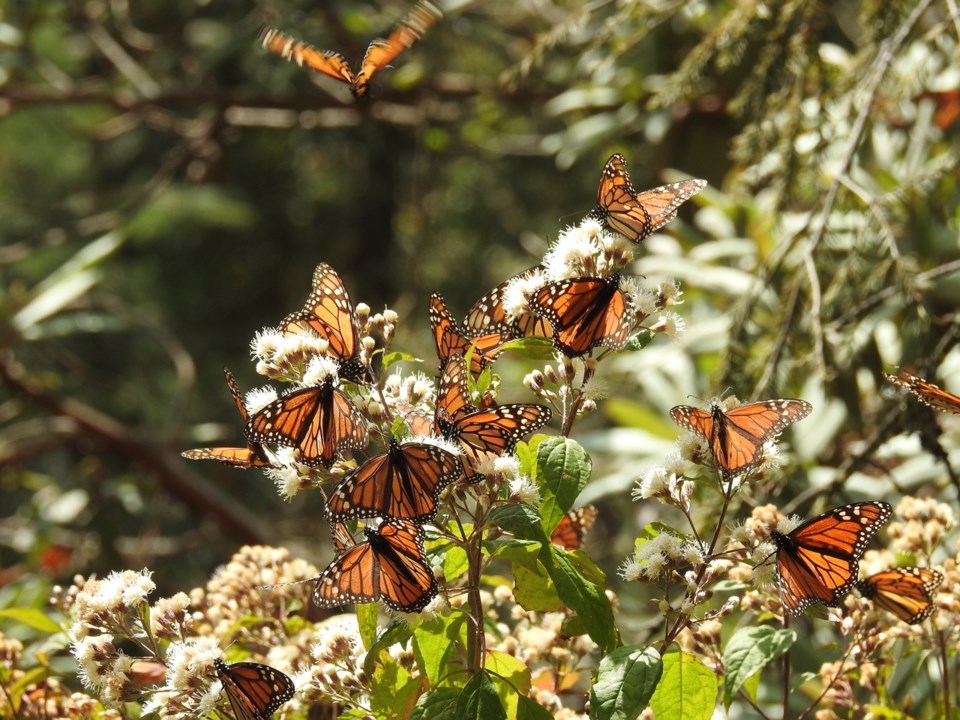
885, 368, 960, 414
530, 275, 633, 357
259, 27, 356, 86
463, 266, 553, 340
440, 404, 552, 471
215, 659, 295, 720
182, 368, 273, 468
313, 539, 379, 608
434, 354, 478, 429
326, 438, 462, 522
550, 506, 598, 551
592, 154, 705, 243
430, 293, 508, 374
352, 0, 442, 97
855, 567, 943, 624
367, 519, 438, 611
773, 501, 892, 615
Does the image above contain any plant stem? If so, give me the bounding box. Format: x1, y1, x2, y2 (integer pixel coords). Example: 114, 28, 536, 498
938, 628, 951, 720
781, 613, 790, 720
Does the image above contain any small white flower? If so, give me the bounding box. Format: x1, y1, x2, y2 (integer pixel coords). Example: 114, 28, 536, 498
776, 515, 803, 535
644, 552, 668, 579
267, 462, 303, 500
503, 269, 547, 322
651, 311, 686, 340
509, 475, 540, 505
302, 355, 340, 386
681, 541, 707, 565
245, 386, 278, 415
543, 224, 602, 280
658, 281, 683, 305
633, 288, 660, 317
581, 375, 608, 402
634, 466, 670, 499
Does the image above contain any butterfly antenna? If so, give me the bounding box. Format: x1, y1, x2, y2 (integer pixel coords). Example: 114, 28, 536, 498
256, 577, 318, 591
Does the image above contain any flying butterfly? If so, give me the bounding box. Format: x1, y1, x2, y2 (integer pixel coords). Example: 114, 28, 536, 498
244, 375, 368, 467
884, 367, 960, 414
182, 368, 273, 469
770, 501, 892, 615
670, 398, 812, 480
854, 567, 943, 624
259, 0, 442, 100
590, 153, 706, 243
463, 266, 553, 340
528, 274, 635, 357
214, 658, 295, 720
550, 506, 598, 551
278, 263, 366, 383
312, 517, 437, 612
326, 437, 463, 522
434, 354, 552, 478
430, 293, 512, 375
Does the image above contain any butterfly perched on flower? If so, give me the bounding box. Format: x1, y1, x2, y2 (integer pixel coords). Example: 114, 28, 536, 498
312, 517, 437, 612
278, 263, 366, 383
770, 501, 892, 615
550, 506, 598, 551
214, 658, 295, 720
670, 398, 812, 480
590, 154, 705, 243
182, 368, 274, 469
245, 375, 368, 467
259, 0, 441, 100
884, 367, 960, 414
528, 274, 635, 358
430, 293, 512, 375
326, 437, 463, 522
463, 266, 554, 341
854, 567, 943, 624
434, 354, 551, 478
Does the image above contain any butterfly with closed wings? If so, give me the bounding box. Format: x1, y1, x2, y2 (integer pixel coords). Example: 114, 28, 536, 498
528, 274, 635, 358
259, 0, 441, 100
670, 398, 812, 480
244, 375, 368, 468
278, 263, 366, 383
591, 153, 706, 243
326, 437, 463, 522
463, 266, 554, 341
430, 293, 513, 376
182, 368, 273, 469
770, 501, 892, 615
313, 517, 437, 612
854, 566, 943, 624
550, 505, 598, 551
214, 658, 295, 720
884, 367, 960, 414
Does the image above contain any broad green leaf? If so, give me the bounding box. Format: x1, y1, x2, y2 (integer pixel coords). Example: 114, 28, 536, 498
412, 610, 468, 685
536, 437, 591, 530
722, 626, 796, 708
363, 622, 412, 677
486, 650, 531, 717
488, 503, 541, 531
442, 545, 469, 583
590, 645, 663, 720
382, 350, 421, 370
495, 336, 556, 358
649, 651, 717, 720
411, 688, 461, 720
0, 608, 63, 635
626, 329, 654, 351
517, 695, 555, 720
455, 669, 507, 720
542, 545, 616, 652
369, 651, 418, 720
356, 603, 379, 650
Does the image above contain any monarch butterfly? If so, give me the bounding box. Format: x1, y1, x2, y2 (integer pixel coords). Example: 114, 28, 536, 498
244, 376, 368, 467
591, 154, 706, 243
670, 398, 812, 479
854, 567, 943, 624
434, 354, 552, 477
313, 517, 437, 612
550, 506, 598, 551
884, 367, 960, 414
770, 501, 892, 615
528, 274, 635, 357
326, 437, 463, 522
278, 263, 366, 383
463, 266, 554, 340
430, 293, 512, 375
214, 658, 295, 720
259, 0, 442, 99
182, 368, 273, 469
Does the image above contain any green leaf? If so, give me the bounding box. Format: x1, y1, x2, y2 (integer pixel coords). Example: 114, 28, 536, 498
488, 503, 541, 531
517, 695, 555, 720
411, 610, 468, 685
0, 608, 63, 635
363, 622, 412, 677
486, 650, 531, 717
382, 351, 421, 370
495, 336, 556, 358
535, 437, 592, 530
590, 645, 663, 720
411, 688, 461, 720
542, 546, 616, 652
626, 329, 654, 351
649, 651, 718, 720
356, 603, 380, 650
722, 626, 796, 708
369, 650, 418, 720
442, 545, 469, 583
455, 669, 506, 720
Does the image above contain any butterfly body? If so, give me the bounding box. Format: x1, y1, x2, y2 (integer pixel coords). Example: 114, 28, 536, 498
181, 368, 273, 469
313, 518, 437, 612
670, 398, 812, 479
214, 658, 295, 720
260, 0, 442, 99
529, 274, 634, 357
245, 377, 368, 467
770, 501, 892, 615
854, 567, 943, 624
326, 437, 462, 522
591, 154, 706, 243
